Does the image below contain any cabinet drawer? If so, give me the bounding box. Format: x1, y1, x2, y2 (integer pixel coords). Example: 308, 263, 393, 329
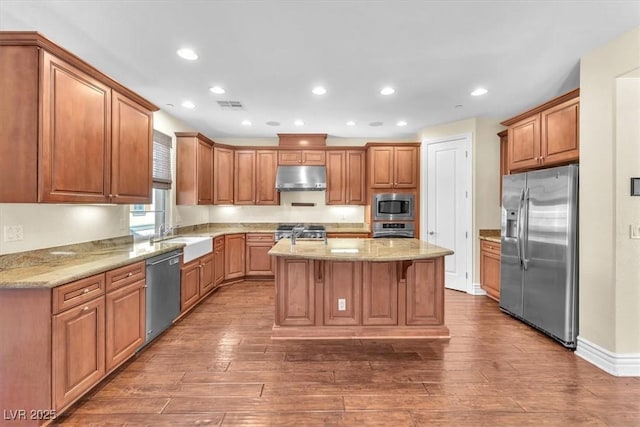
53, 273, 106, 314
105, 261, 145, 292
246, 233, 275, 243
214, 236, 225, 248
480, 240, 501, 256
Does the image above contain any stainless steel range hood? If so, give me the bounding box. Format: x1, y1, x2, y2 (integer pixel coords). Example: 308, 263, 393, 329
275, 165, 326, 191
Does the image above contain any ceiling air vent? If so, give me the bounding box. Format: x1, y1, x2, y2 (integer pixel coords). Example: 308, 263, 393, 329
217, 100, 245, 110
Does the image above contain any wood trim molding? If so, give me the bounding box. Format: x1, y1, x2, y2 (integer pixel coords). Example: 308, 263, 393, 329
175, 132, 216, 146
278, 133, 327, 147
0, 31, 158, 111
365, 142, 421, 148
500, 88, 580, 126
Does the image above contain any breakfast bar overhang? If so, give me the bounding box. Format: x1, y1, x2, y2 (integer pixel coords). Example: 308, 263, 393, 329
268, 238, 454, 340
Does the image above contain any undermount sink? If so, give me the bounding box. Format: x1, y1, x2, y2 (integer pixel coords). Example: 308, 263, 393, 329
162, 236, 213, 263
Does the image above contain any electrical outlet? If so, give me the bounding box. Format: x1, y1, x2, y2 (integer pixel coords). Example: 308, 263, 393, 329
4, 225, 24, 242
338, 298, 346, 311
631, 224, 640, 239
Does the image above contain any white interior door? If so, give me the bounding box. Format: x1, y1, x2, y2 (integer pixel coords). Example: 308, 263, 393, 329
424, 135, 471, 292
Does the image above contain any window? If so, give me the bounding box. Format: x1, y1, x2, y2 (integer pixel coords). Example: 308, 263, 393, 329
129, 130, 172, 238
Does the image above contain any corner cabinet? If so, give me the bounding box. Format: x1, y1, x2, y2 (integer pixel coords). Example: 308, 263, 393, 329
225, 233, 246, 280
326, 149, 366, 205
0, 32, 157, 204
176, 132, 214, 205
502, 89, 579, 173
368, 144, 419, 189
214, 146, 235, 205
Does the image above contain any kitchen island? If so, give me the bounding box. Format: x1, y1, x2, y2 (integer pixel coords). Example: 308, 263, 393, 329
268, 238, 453, 339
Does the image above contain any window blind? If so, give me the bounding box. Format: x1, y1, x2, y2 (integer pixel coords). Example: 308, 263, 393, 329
152, 130, 172, 189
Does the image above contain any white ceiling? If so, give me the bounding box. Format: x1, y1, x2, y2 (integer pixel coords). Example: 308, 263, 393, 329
1, 1, 639, 139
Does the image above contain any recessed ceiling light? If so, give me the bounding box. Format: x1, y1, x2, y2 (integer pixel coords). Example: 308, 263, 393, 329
397, 121, 407, 127
369, 121, 383, 127
454, 104, 464, 109
266, 121, 280, 126
471, 88, 488, 96
165, 103, 174, 108
210, 86, 226, 94
346, 121, 356, 126
294, 119, 305, 126
176, 48, 198, 61
380, 86, 395, 95
241, 120, 252, 126
312, 86, 327, 95
181, 100, 195, 109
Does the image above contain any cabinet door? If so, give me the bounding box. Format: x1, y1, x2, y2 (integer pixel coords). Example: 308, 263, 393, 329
234, 150, 256, 205
394, 146, 418, 188
405, 259, 444, 326
275, 258, 315, 326
246, 234, 275, 276
508, 115, 540, 172
369, 146, 394, 188
40, 51, 111, 203
52, 296, 105, 410
197, 140, 214, 204
362, 262, 398, 325
224, 234, 246, 280
323, 261, 361, 326
214, 237, 225, 286
256, 150, 279, 205
105, 280, 145, 372
346, 150, 366, 204
325, 150, 346, 204
180, 263, 200, 313
301, 150, 326, 165
214, 146, 234, 204
278, 150, 302, 165
111, 91, 152, 204
541, 98, 579, 166
0, 45, 38, 202
499, 130, 509, 204
198, 254, 215, 296
480, 241, 501, 301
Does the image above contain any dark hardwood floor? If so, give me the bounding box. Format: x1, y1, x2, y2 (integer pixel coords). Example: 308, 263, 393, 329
54, 281, 640, 426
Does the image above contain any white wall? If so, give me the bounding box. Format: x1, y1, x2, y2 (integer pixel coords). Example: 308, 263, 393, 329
417, 117, 503, 283
579, 26, 640, 357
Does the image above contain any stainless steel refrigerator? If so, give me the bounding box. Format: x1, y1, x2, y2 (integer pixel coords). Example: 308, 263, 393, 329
500, 164, 578, 348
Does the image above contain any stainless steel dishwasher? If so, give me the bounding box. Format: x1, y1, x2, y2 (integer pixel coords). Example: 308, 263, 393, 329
142, 249, 182, 347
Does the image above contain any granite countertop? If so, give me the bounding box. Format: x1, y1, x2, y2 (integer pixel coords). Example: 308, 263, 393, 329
479, 229, 501, 244
0, 223, 370, 289
268, 238, 453, 262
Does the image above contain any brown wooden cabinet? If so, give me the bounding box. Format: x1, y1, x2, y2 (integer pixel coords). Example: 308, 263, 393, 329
214, 236, 225, 286
362, 261, 398, 326
234, 149, 256, 205
498, 129, 508, 204
502, 89, 579, 173
176, 132, 214, 205
480, 240, 501, 301
105, 280, 145, 372
275, 257, 315, 326
225, 233, 246, 280
214, 146, 234, 204
323, 261, 362, 325
180, 253, 214, 313
405, 259, 444, 326
246, 233, 275, 277
368, 144, 419, 189
198, 254, 215, 296
278, 149, 326, 165
0, 33, 156, 204
255, 150, 280, 205
326, 149, 366, 205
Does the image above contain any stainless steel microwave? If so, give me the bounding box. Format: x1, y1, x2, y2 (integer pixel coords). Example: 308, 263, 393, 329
373, 193, 415, 221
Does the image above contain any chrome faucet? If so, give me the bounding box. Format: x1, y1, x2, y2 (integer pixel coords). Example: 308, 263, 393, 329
290, 225, 305, 246
158, 224, 180, 238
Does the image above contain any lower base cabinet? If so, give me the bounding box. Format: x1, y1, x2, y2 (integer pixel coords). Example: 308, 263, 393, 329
180, 253, 214, 314
246, 233, 275, 277
480, 239, 501, 301
105, 280, 146, 372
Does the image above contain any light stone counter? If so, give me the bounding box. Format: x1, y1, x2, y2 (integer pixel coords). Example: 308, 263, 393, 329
269, 238, 453, 261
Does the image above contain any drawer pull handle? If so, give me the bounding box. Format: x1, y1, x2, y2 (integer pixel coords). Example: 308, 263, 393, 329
83, 288, 89, 294
83, 306, 89, 311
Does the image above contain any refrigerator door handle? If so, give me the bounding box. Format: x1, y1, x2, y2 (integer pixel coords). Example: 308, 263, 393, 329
521, 187, 530, 270
516, 188, 525, 268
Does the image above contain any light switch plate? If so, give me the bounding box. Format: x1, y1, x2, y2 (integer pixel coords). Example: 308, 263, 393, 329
631, 224, 640, 239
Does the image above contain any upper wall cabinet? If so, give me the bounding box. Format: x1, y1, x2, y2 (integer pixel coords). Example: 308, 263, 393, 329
326, 149, 366, 205
278, 150, 326, 166
0, 32, 157, 204
502, 89, 579, 173
368, 144, 419, 189
214, 146, 235, 205
175, 132, 214, 205
234, 149, 280, 205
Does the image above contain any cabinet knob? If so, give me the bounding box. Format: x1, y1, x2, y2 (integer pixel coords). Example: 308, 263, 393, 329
128, 272, 133, 277
83, 288, 89, 294
83, 306, 89, 311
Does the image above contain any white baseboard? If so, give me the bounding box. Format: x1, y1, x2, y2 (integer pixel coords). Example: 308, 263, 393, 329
576, 336, 640, 377
468, 282, 487, 296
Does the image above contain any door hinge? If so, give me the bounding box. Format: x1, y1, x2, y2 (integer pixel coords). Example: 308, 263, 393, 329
465, 150, 468, 158
465, 231, 468, 238
465, 191, 468, 198
465, 272, 468, 279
